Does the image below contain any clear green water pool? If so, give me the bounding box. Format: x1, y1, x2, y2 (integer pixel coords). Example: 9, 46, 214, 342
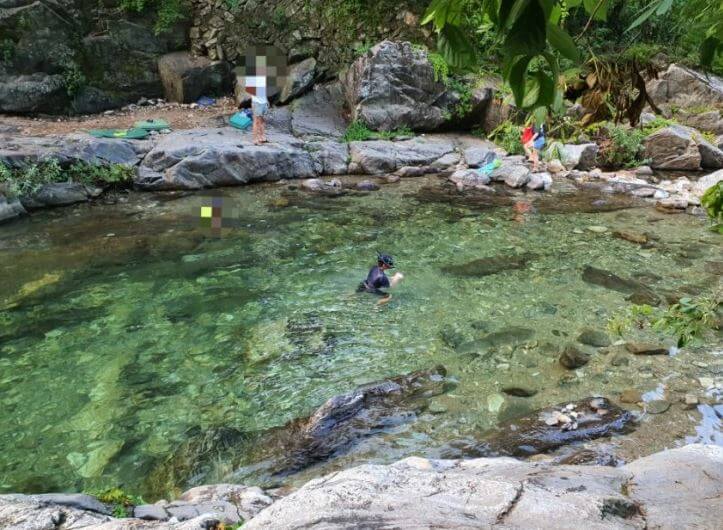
0, 176, 720, 498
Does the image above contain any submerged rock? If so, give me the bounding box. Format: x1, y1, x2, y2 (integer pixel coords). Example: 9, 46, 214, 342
447, 253, 535, 277
249, 366, 451, 477
455, 327, 535, 356
577, 328, 611, 348
613, 229, 648, 245
559, 344, 591, 369
582, 265, 652, 295
625, 342, 669, 355
475, 397, 635, 457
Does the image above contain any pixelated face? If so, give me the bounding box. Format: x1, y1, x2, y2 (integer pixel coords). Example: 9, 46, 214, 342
198, 195, 240, 236
237, 46, 288, 99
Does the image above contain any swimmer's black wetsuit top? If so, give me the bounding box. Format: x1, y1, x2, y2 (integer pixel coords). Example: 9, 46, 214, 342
358, 265, 390, 295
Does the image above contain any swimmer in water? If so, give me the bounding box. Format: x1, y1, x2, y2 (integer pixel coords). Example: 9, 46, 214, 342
357, 253, 404, 305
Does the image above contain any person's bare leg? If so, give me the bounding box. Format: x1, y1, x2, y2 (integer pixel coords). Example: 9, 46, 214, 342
253, 117, 260, 145
531, 149, 539, 171
259, 117, 267, 143
377, 294, 392, 306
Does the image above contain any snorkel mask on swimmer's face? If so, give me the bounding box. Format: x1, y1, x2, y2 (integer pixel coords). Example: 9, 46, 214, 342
377, 252, 395, 269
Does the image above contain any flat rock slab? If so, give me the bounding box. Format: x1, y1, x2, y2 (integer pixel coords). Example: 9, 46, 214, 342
290, 82, 347, 138
246, 445, 723, 530
137, 128, 319, 190
348, 136, 456, 175
0, 134, 149, 168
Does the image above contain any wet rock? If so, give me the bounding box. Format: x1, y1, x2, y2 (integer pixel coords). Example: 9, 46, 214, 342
611, 354, 630, 367
305, 140, 350, 175
582, 266, 650, 294
476, 397, 635, 457
251, 366, 450, 476
577, 328, 611, 348
490, 161, 530, 188
0, 195, 26, 223
547, 159, 565, 173
447, 253, 534, 277
164, 500, 240, 524
356, 179, 380, 191
301, 178, 343, 195
635, 165, 654, 177
646, 400, 671, 414
644, 125, 702, 170
613, 229, 648, 245
455, 327, 534, 355
684, 394, 699, 409
559, 344, 590, 369
343, 41, 447, 131
21, 182, 103, 209
526, 171, 552, 191
449, 168, 491, 190
625, 342, 668, 355
497, 397, 535, 423
626, 289, 662, 306
560, 143, 599, 170
460, 137, 499, 168
620, 389, 642, 404
279, 58, 317, 104
501, 386, 538, 398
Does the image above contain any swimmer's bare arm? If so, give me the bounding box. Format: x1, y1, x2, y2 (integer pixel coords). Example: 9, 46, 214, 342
377, 273, 404, 305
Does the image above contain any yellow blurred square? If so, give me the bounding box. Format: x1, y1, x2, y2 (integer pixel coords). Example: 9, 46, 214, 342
200, 206, 212, 218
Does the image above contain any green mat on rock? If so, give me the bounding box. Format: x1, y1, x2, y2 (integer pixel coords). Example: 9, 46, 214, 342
134, 118, 170, 131
88, 128, 150, 139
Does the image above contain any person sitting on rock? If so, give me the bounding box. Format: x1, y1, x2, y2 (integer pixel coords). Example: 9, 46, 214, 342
357, 253, 404, 305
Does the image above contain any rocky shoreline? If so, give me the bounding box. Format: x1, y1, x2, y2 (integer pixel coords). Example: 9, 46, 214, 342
3, 45, 723, 225
1, 444, 720, 529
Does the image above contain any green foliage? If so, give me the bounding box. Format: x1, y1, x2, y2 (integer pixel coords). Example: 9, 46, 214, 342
0, 161, 134, 198
589, 122, 647, 168
343, 121, 414, 142
701, 181, 723, 233
87, 487, 144, 519
119, 0, 187, 34
62, 62, 86, 98
428, 52, 450, 83
607, 292, 720, 348
353, 42, 373, 57
489, 120, 524, 155
224, 0, 241, 11
447, 78, 473, 118
641, 116, 676, 134
0, 38, 14, 63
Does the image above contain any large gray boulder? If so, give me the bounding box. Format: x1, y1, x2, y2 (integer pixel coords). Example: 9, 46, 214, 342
647, 63, 723, 110
560, 143, 599, 170
0, 194, 26, 223
644, 125, 702, 170
290, 82, 347, 138
0, 493, 111, 528
137, 128, 318, 190
692, 169, 723, 198
490, 159, 530, 188
245, 444, 723, 530
343, 41, 447, 131
0, 134, 150, 169
348, 136, 456, 174
449, 168, 492, 191
157, 51, 232, 103
21, 182, 103, 209
304, 140, 349, 175
698, 136, 723, 169
279, 57, 317, 104
673, 109, 723, 135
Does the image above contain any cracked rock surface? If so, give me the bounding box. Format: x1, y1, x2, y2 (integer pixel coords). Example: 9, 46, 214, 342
244, 444, 722, 530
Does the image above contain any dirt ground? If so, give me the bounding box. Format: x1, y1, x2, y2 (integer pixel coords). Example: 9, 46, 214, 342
0, 97, 239, 137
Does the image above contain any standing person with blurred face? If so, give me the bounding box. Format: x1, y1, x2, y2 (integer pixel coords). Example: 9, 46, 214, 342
247, 83, 269, 145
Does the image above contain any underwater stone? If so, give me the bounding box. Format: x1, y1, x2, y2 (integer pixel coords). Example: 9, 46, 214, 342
446, 253, 535, 277
625, 342, 669, 355
559, 345, 590, 369
576, 328, 611, 348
